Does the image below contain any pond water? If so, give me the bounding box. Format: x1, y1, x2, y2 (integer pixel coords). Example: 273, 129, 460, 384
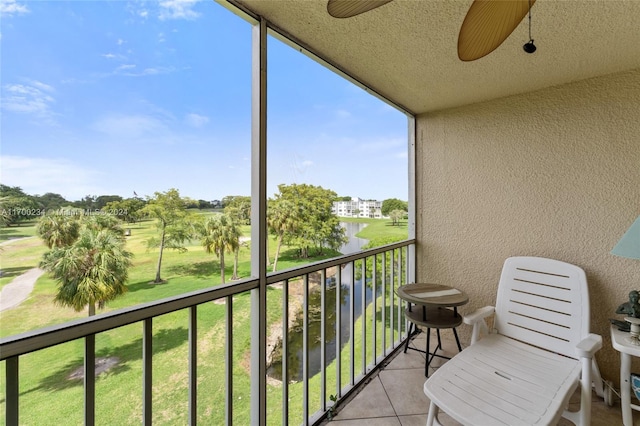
267, 222, 376, 382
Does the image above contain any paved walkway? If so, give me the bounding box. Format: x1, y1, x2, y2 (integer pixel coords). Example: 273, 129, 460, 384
0, 268, 44, 311
0, 236, 33, 246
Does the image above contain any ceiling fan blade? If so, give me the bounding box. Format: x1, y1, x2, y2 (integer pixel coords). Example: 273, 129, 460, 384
327, 0, 393, 18
458, 0, 536, 61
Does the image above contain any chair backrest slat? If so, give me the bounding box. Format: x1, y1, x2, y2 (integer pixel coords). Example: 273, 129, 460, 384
494, 256, 590, 359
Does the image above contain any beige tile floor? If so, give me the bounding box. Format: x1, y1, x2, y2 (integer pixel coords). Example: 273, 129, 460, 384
323, 330, 626, 426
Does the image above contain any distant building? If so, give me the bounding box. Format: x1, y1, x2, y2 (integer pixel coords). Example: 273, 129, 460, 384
332, 197, 384, 218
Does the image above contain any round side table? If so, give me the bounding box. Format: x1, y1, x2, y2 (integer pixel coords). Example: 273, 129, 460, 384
396, 283, 469, 377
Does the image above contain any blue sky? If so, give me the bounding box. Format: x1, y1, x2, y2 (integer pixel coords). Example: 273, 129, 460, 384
0, 0, 408, 202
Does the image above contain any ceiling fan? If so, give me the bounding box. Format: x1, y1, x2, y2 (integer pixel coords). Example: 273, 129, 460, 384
326, 0, 536, 61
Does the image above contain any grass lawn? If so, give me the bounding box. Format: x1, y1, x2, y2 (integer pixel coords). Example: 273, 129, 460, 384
339, 216, 408, 245
0, 220, 39, 242
0, 215, 407, 425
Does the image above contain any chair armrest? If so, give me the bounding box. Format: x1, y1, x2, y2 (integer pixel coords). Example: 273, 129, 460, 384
463, 306, 495, 325
463, 306, 495, 344
575, 333, 602, 358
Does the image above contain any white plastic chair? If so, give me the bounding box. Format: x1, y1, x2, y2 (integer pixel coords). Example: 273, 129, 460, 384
423, 256, 602, 425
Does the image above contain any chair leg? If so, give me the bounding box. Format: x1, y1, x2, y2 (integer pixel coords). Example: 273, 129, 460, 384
426, 401, 438, 426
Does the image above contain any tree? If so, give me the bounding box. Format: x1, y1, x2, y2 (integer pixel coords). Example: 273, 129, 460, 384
103, 197, 146, 223
381, 198, 408, 217
267, 198, 298, 272
221, 195, 251, 224
73, 195, 98, 210
36, 212, 81, 248
94, 195, 123, 210
273, 184, 347, 258
84, 211, 126, 236
198, 213, 240, 284
142, 189, 192, 283
0, 204, 11, 227
389, 209, 405, 226
0, 185, 42, 226
40, 227, 132, 315
0, 184, 28, 198
224, 203, 248, 277
197, 199, 213, 209
34, 192, 68, 211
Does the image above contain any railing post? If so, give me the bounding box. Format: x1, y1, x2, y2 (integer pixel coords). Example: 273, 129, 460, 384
390, 249, 395, 346
85, 334, 95, 426
302, 274, 309, 426
372, 254, 377, 365
320, 269, 326, 412
361, 257, 366, 375
189, 305, 197, 426
5, 356, 18, 426
335, 265, 342, 397
282, 280, 289, 424
226, 296, 233, 425
382, 251, 387, 355
143, 318, 152, 426
349, 260, 355, 386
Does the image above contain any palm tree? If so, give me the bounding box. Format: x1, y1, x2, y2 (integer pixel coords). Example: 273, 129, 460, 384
36, 212, 81, 248
40, 227, 133, 316
199, 214, 240, 284
143, 189, 191, 283
232, 238, 249, 280
83, 211, 126, 236
267, 199, 298, 272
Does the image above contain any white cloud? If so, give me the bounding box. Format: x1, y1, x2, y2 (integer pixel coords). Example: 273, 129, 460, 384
140, 67, 164, 75
102, 53, 127, 61
184, 113, 209, 128
158, 0, 201, 21
115, 64, 136, 72
0, 0, 29, 17
111, 64, 175, 77
91, 113, 170, 141
1, 80, 57, 124
0, 156, 104, 200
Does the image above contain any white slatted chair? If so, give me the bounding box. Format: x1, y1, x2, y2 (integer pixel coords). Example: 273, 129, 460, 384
423, 256, 602, 426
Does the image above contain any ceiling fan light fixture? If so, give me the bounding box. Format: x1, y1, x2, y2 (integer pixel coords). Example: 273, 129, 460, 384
523, 40, 536, 53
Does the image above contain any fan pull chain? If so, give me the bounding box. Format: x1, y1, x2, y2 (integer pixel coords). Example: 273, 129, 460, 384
523, 0, 537, 53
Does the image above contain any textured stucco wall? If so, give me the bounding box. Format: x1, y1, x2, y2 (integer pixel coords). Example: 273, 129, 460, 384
416, 68, 640, 385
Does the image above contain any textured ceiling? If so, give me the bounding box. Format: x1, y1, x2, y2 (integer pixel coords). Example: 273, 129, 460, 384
231, 0, 640, 115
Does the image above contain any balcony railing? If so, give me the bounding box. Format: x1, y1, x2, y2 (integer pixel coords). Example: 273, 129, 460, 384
1, 239, 415, 425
